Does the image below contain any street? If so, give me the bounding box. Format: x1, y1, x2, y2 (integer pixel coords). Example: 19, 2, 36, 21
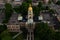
0, 9, 5, 23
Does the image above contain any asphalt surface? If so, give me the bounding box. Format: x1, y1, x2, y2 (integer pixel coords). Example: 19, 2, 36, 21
0, 9, 5, 23
50, 2, 60, 15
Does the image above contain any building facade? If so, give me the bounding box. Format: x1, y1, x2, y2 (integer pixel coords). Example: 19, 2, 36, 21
7, 25, 20, 32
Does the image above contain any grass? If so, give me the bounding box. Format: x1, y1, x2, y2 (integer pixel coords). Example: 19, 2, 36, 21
9, 32, 18, 37
14, 33, 24, 40
0, 30, 12, 40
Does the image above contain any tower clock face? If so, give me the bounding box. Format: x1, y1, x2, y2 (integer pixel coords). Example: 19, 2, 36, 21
28, 10, 33, 15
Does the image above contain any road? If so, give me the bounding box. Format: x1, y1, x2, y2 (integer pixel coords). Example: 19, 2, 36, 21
0, 9, 5, 23
50, 2, 60, 15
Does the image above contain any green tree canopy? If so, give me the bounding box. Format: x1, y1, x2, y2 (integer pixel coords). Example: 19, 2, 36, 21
5, 3, 13, 13
20, 2, 29, 16
26, 0, 32, 3
33, 6, 39, 16
56, 1, 60, 5
13, 6, 20, 13
55, 32, 60, 40
38, 2, 43, 11
2, 3, 13, 23
0, 25, 7, 33
34, 22, 55, 40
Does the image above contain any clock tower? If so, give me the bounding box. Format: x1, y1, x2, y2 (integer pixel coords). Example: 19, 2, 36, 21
27, 4, 33, 24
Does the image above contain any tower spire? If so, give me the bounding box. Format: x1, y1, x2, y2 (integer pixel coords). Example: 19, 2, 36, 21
28, 4, 32, 11
27, 4, 33, 24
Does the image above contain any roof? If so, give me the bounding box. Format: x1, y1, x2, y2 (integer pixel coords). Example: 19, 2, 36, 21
38, 15, 43, 20
27, 19, 33, 24
18, 15, 23, 20
7, 13, 19, 25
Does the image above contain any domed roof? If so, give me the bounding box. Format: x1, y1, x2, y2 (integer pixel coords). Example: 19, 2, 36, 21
28, 4, 32, 11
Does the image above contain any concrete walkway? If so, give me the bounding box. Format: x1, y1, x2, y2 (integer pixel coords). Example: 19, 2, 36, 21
26, 22, 35, 40
12, 31, 22, 39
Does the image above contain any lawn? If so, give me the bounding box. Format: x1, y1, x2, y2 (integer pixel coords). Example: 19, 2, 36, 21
0, 30, 12, 40
14, 33, 24, 40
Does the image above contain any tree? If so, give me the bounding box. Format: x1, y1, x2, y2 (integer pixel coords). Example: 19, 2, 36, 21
5, 3, 13, 15
34, 22, 55, 40
5, 3, 13, 18
55, 32, 60, 40
26, 0, 32, 3
20, 2, 29, 16
20, 27, 28, 39
0, 25, 7, 33
33, 6, 39, 16
49, 9, 55, 15
2, 3, 13, 23
13, 6, 20, 13
56, 1, 60, 5
38, 2, 43, 11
